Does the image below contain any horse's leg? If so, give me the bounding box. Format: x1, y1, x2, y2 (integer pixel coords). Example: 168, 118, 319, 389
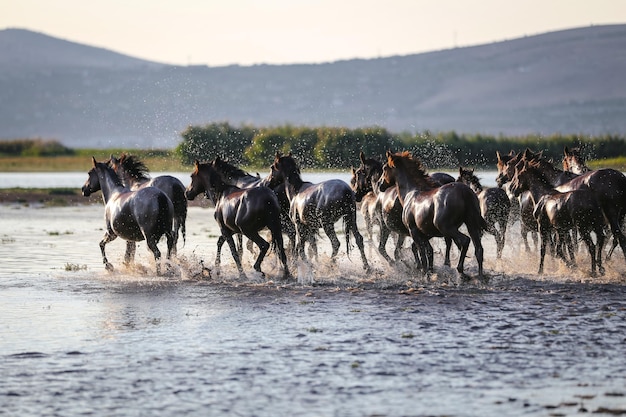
268, 222, 291, 279
223, 233, 245, 277
244, 230, 270, 276
538, 227, 550, 275
595, 226, 606, 276
124, 241, 136, 265
579, 228, 597, 276
236, 233, 244, 259
449, 231, 471, 277
467, 228, 485, 279
497, 218, 508, 259
323, 222, 341, 260
171, 218, 179, 256
348, 217, 369, 271
443, 237, 452, 266
99, 231, 117, 271
393, 234, 406, 263
145, 236, 163, 275
215, 235, 226, 268
564, 230, 577, 268
377, 224, 393, 264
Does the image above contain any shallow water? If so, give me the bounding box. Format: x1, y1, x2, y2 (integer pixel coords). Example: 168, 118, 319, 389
1, 204, 626, 416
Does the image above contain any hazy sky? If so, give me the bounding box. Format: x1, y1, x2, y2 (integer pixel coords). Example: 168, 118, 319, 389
2, 0, 625, 66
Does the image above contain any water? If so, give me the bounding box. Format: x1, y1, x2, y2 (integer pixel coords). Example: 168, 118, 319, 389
0, 171, 497, 189
1, 188, 626, 415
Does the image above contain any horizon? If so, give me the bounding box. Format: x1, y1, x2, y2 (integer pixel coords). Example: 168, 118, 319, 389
2, 0, 626, 67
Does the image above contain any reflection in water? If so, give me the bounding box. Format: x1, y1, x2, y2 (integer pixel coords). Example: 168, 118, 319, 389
1, 205, 625, 416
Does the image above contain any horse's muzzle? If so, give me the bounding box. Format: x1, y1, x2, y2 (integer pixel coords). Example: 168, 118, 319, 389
81, 186, 92, 197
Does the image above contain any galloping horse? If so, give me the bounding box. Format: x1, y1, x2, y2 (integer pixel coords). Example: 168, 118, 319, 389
109, 154, 187, 254
81, 157, 175, 274
562, 146, 591, 175
457, 167, 511, 259
185, 161, 290, 279
351, 152, 407, 264
378, 151, 487, 279
509, 160, 605, 276
210, 156, 298, 254
520, 150, 626, 261
267, 152, 369, 270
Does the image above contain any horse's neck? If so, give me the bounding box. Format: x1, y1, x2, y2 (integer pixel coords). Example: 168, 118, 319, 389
536, 161, 574, 186
525, 174, 556, 204
393, 169, 430, 202
284, 172, 305, 200
98, 169, 126, 202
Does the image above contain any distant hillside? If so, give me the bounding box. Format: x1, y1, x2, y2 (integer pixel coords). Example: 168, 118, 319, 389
0, 25, 625, 148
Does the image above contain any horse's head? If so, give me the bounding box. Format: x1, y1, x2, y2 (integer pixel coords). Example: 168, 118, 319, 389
563, 146, 590, 175
350, 165, 372, 202
267, 152, 299, 188
186, 160, 206, 201
81, 156, 102, 197
457, 167, 482, 193
509, 160, 543, 198
377, 150, 399, 193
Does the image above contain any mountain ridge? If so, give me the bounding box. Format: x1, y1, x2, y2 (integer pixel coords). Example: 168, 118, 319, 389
1, 25, 625, 148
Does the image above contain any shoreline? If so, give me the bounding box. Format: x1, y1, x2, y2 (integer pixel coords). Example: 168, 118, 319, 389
0, 188, 213, 207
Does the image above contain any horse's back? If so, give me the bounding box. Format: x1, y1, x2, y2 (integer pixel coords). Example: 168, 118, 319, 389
108, 187, 173, 241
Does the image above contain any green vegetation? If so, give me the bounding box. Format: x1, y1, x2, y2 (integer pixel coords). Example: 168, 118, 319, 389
2, 125, 626, 171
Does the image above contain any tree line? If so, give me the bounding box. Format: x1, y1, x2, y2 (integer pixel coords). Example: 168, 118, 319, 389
175, 122, 626, 169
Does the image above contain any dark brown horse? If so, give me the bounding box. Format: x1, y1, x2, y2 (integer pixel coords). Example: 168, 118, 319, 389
520, 151, 626, 261
109, 154, 187, 254
509, 160, 605, 276
350, 153, 408, 264
209, 156, 299, 255
185, 161, 290, 279
457, 167, 511, 259
267, 152, 369, 270
82, 157, 175, 274
562, 146, 591, 175
378, 151, 487, 279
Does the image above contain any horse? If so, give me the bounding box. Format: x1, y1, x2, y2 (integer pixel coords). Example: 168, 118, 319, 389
109, 154, 187, 255
509, 160, 605, 276
378, 151, 487, 279
185, 160, 290, 279
267, 152, 369, 271
81, 157, 175, 274
562, 146, 591, 175
210, 156, 299, 255
520, 150, 626, 261
457, 167, 511, 259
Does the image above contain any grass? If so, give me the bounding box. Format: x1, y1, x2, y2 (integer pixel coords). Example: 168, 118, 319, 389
0, 151, 192, 172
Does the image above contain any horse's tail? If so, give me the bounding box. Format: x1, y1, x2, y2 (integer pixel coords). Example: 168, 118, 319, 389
267, 196, 290, 274
467, 191, 490, 235
172, 183, 187, 248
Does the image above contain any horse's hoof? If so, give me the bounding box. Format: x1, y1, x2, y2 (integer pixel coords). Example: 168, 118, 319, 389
105, 263, 114, 271
599, 267, 606, 276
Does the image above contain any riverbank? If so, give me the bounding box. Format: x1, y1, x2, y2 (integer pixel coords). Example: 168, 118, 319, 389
0, 188, 212, 207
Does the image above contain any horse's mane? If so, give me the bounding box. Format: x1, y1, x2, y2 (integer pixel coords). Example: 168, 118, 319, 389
277, 154, 301, 175
388, 151, 437, 188
212, 158, 251, 179
120, 154, 150, 180
519, 160, 552, 188
97, 161, 124, 187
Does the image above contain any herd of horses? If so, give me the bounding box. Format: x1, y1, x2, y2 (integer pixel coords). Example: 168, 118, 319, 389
81, 146, 626, 281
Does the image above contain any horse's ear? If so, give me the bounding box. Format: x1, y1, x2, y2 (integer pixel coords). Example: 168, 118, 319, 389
496, 151, 502, 162
274, 151, 281, 161
351, 166, 356, 175
459, 166, 464, 175
522, 148, 533, 160
91, 156, 97, 167
288, 151, 293, 157
194, 159, 200, 168
386, 150, 392, 159
359, 151, 366, 164
564, 146, 570, 155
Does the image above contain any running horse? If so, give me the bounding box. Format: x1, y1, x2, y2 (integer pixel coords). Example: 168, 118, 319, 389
185, 160, 291, 279
378, 151, 487, 279
562, 146, 591, 175
509, 160, 605, 276
109, 154, 187, 255
81, 157, 175, 274
457, 167, 511, 259
267, 152, 369, 270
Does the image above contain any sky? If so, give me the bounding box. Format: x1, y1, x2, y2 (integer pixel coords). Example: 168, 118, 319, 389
1, 0, 625, 67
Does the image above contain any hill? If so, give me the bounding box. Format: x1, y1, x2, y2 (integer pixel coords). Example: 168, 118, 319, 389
0, 25, 625, 148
